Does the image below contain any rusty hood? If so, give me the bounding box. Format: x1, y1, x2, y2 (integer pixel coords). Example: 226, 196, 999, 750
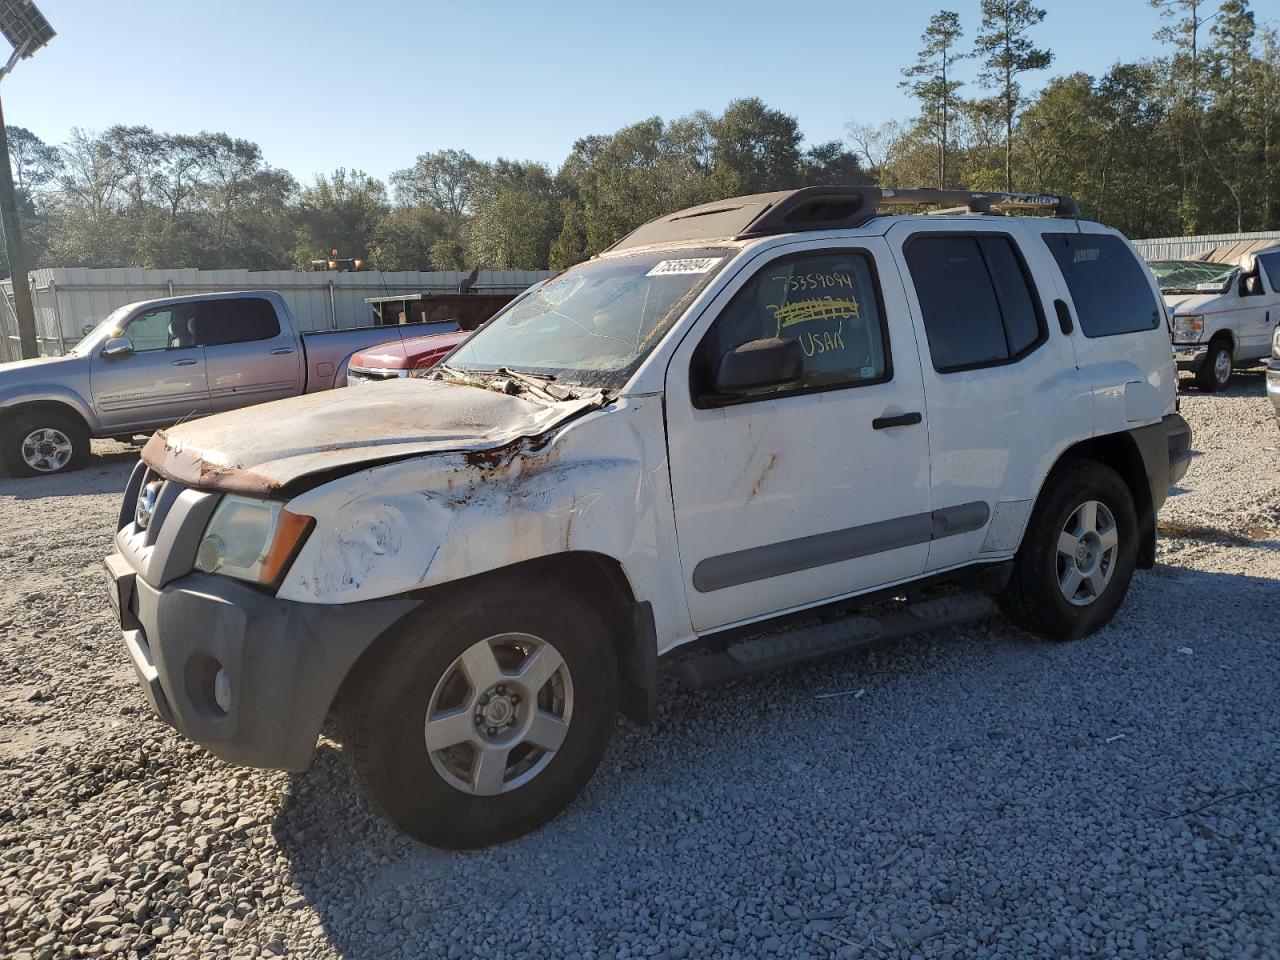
142, 377, 605, 495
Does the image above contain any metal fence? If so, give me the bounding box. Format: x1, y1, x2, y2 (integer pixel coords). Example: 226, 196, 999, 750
0, 267, 552, 362
1131, 230, 1280, 261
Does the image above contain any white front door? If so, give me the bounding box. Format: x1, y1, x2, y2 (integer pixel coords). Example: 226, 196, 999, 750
664, 239, 933, 633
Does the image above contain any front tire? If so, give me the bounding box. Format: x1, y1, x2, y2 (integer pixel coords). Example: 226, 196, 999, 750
1194, 339, 1233, 392
1000, 461, 1138, 641
339, 579, 619, 848
0, 409, 91, 477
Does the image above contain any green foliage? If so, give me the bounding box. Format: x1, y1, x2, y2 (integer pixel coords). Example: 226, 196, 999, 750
293, 168, 388, 269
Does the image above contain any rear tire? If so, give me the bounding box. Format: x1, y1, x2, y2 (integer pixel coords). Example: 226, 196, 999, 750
1194, 339, 1232, 392
1000, 460, 1138, 642
339, 578, 619, 848
0, 408, 91, 477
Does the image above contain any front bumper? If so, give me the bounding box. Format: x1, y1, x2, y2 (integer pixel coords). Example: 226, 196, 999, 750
106, 560, 417, 771
1267, 359, 1280, 427
1173, 344, 1208, 372
106, 463, 418, 772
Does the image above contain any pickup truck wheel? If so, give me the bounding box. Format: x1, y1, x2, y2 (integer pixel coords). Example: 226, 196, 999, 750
1194, 339, 1233, 392
999, 461, 1138, 642
1, 410, 90, 477
339, 581, 618, 848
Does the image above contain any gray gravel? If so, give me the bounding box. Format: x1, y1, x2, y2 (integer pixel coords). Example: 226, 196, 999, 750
2, 374, 1278, 959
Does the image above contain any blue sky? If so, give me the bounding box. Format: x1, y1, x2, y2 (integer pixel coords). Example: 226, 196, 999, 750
8, 0, 1179, 186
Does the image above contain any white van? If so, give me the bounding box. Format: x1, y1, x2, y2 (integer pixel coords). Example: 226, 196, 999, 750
1154, 248, 1280, 390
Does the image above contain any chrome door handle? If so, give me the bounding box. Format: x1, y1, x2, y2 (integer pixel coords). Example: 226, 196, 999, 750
270, 347, 295, 355
872, 411, 923, 430
170, 358, 197, 366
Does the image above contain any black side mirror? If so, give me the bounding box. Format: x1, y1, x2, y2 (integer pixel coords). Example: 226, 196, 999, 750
1240, 274, 1262, 297
712, 337, 804, 397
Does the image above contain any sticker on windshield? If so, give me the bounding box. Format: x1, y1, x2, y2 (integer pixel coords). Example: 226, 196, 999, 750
646, 257, 723, 277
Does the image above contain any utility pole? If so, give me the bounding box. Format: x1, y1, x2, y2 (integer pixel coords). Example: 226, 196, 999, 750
0, 0, 57, 359
0, 91, 37, 358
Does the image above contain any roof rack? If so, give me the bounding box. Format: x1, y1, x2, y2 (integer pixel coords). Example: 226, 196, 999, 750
604, 186, 1081, 253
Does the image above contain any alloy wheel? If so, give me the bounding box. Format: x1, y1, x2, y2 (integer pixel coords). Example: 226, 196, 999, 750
21, 428, 73, 473
424, 632, 574, 796
1056, 500, 1119, 607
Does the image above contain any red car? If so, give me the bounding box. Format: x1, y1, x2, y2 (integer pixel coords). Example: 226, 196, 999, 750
345, 324, 469, 385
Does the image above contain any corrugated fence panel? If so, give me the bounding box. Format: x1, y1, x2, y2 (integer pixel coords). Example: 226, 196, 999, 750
1132, 231, 1280, 261
0, 267, 552, 356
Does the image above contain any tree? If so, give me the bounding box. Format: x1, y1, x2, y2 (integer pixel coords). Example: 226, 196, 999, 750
1202, 0, 1258, 230
465, 159, 560, 269
900, 11, 967, 188
710, 98, 803, 194
974, 0, 1052, 191
293, 169, 388, 267
371, 205, 447, 271
799, 141, 870, 186
6, 127, 60, 193
390, 148, 482, 222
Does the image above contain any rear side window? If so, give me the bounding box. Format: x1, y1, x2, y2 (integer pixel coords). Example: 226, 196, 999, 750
195, 298, 281, 347
903, 234, 1046, 372
1044, 234, 1160, 337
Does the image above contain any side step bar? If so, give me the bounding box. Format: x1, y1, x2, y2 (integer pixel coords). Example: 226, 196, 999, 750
676, 592, 999, 690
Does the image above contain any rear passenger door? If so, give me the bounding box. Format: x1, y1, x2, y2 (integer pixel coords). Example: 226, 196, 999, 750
197, 297, 304, 413
887, 221, 1093, 571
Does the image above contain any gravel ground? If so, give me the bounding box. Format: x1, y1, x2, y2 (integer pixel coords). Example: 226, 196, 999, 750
1, 375, 1278, 960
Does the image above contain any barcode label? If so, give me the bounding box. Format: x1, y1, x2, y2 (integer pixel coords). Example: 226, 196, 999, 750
646, 258, 723, 276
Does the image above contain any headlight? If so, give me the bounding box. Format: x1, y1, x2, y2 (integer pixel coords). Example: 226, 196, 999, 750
1173, 314, 1204, 343
194, 495, 314, 587
1272, 325, 1280, 357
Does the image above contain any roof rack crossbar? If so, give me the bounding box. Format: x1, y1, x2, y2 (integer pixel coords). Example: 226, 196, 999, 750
603, 186, 1081, 253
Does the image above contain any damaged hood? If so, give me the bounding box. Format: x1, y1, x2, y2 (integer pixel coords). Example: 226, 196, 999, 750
142, 377, 605, 495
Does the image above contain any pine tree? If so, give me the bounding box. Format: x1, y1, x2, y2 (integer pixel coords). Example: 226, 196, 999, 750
900, 11, 967, 189
974, 0, 1052, 192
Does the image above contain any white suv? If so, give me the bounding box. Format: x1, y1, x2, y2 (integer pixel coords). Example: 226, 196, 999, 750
106, 187, 1191, 848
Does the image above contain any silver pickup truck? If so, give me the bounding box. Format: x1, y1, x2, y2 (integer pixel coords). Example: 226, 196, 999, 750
0, 290, 455, 477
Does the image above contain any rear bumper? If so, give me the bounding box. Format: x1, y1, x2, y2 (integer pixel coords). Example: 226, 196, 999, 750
1173, 344, 1208, 372
106, 558, 417, 771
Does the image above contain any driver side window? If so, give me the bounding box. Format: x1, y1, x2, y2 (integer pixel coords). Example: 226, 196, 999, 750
124, 306, 199, 352
692, 250, 890, 403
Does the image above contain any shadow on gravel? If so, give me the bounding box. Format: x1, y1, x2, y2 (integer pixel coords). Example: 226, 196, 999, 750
267, 559, 1280, 958
0, 453, 138, 500
1178, 366, 1268, 399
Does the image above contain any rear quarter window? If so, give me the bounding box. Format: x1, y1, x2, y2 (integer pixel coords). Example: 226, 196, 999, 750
1044, 234, 1160, 338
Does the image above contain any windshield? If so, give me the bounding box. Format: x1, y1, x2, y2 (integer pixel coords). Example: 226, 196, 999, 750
1148, 260, 1236, 295
444, 248, 732, 391
72, 305, 135, 356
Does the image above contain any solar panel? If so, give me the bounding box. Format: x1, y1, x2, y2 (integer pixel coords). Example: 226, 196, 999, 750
0, 0, 55, 57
